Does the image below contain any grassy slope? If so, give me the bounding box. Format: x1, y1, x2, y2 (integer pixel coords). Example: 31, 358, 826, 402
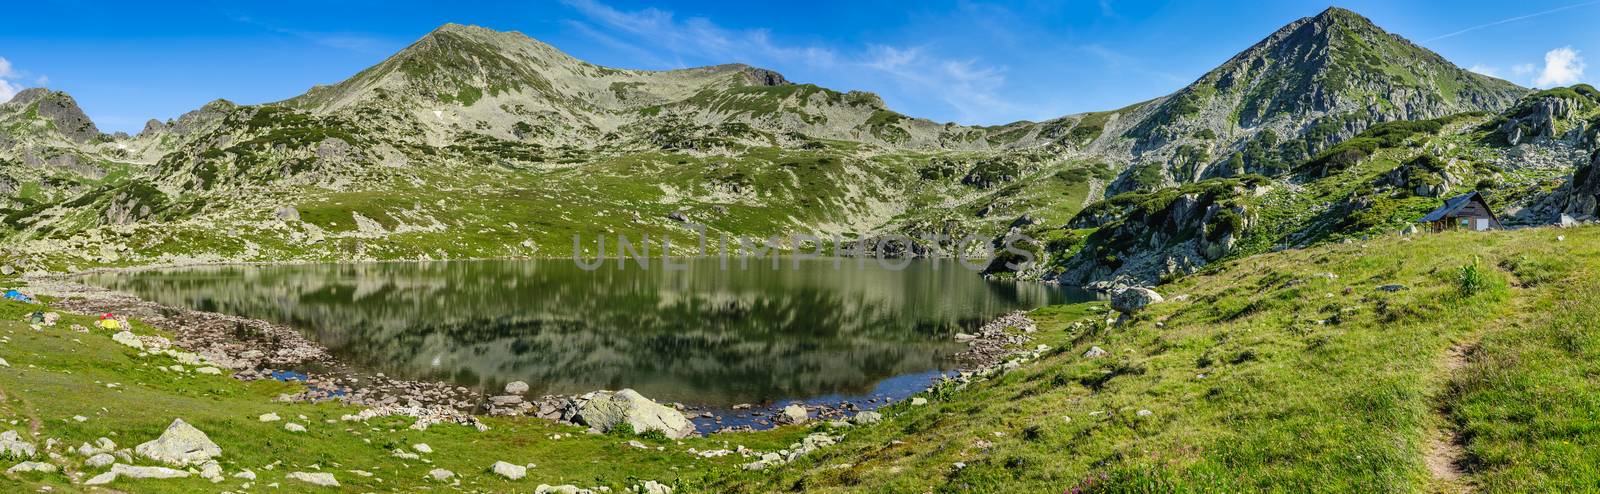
0, 303, 811, 493
13, 144, 1081, 270
704, 225, 1598, 493
2, 216, 1594, 493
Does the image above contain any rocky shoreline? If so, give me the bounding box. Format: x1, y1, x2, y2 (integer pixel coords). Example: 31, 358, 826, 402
23, 275, 1049, 435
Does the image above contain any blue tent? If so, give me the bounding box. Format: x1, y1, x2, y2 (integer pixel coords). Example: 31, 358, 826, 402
3, 290, 32, 302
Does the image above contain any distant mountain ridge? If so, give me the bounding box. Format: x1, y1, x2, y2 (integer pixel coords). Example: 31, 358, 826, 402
3, 7, 1586, 285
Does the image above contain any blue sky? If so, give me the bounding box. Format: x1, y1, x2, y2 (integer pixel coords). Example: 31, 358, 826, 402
2, 1, 1595, 133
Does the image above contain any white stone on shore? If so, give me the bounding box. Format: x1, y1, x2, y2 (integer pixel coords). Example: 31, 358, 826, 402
505, 381, 530, 394
111, 331, 143, 349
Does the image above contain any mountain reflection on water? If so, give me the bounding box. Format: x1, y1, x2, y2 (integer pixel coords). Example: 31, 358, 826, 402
84, 259, 1080, 406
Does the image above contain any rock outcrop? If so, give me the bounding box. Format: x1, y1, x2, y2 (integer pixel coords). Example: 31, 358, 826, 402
563, 389, 695, 439
134, 418, 221, 466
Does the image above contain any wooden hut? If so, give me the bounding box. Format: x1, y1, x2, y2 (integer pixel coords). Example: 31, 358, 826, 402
1419, 191, 1500, 232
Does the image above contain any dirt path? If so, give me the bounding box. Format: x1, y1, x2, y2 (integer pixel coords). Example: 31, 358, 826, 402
1425, 340, 1474, 491
1425, 276, 1530, 492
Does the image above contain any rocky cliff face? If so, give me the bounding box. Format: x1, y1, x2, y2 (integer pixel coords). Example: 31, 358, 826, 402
3, 89, 102, 145
1048, 177, 1265, 287
1562, 150, 1600, 219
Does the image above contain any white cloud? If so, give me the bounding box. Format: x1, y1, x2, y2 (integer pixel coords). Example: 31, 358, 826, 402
1468, 64, 1500, 77
1534, 47, 1586, 87
0, 56, 32, 103
560, 0, 1026, 124
1512, 63, 1537, 76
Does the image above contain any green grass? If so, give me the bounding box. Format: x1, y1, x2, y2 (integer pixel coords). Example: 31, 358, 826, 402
0, 300, 809, 493
702, 225, 1598, 492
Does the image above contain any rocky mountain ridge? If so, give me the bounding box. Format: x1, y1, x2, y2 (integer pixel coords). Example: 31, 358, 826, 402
0, 8, 1590, 291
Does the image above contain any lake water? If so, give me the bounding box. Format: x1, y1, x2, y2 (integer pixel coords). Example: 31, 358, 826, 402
84, 259, 1080, 407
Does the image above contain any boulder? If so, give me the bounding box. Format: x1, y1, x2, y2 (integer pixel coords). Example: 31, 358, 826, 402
85, 453, 114, 468
86, 463, 191, 485
6, 461, 55, 474
566, 389, 695, 439
0, 430, 36, 458
505, 381, 530, 394
910, 397, 928, 406
428, 468, 455, 481
632, 480, 673, 494
284, 422, 306, 433
536, 485, 593, 494
777, 404, 808, 425
259, 412, 281, 422
287, 471, 340, 487
851, 411, 882, 425
1110, 287, 1164, 314
1083, 346, 1109, 358
492, 460, 527, 480
111, 331, 144, 349
134, 418, 220, 466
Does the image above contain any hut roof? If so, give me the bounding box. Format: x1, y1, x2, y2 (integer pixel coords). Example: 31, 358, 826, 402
1419, 191, 1493, 223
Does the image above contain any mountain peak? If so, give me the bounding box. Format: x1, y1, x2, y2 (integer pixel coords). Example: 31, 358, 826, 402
0, 88, 101, 144
1312, 6, 1367, 23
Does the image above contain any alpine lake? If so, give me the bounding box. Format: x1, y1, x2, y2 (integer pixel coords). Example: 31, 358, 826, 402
83, 258, 1083, 417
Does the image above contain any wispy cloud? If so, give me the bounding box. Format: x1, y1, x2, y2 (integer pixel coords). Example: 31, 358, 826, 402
1080, 44, 1187, 85
559, 0, 1027, 123
1423, 0, 1600, 42
1468, 64, 1500, 78
0, 57, 44, 103
1535, 47, 1586, 87
233, 16, 394, 54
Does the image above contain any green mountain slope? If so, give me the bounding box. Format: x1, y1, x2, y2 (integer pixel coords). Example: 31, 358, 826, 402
1097, 8, 1525, 194
703, 224, 1600, 493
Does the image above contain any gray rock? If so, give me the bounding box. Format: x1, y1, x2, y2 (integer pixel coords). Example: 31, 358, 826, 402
536, 485, 593, 494
6, 461, 55, 474
851, 411, 882, 425
566, 389, 695, 439
1083, 346, 1109, 358
85, 453, 114, 468
492, 460, 527, 480
910, 397, 928, 406
427, 468, 455, 481
0, 430, 37, 458
505, 381, 530, 394
778, 404, 808, 425
86, 463, 192, 485
1377, 284, 1408, 292
633, 480, 673, 494
111, 331, 144, 349
1111, 287, 1164, 314
134, 418, 221, 466
287, 471, 340, 487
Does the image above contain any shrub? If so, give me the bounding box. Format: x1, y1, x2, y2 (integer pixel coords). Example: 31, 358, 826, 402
1458, 259, 1488, 297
